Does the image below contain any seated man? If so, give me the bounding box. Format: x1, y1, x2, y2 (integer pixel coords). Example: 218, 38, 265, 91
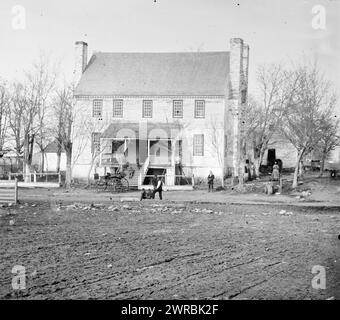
140, 188, 147, 201
140, 188, 154, 201
147, 189, 154, 199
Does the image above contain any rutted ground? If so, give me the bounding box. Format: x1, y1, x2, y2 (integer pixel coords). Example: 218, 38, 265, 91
0, 200, 339, 299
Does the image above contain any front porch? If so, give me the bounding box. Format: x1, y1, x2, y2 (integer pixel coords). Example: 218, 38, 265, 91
99, 137, 192, 189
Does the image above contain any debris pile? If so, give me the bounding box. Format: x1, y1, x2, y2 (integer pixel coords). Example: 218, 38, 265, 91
279, 210, 293, 216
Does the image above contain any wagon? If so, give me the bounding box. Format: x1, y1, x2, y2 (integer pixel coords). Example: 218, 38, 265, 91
325, 161, 340, 178
95, 173, 129, 192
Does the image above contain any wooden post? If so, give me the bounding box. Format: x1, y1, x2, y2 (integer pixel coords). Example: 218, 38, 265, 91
192, 174, 195, 187
279, 177, 283, 194
58, 171, 61, 185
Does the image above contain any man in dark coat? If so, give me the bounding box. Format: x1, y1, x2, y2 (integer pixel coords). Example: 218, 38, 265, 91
207, 171, 215, 192
153, 177, 163, 200
151, 175, 158, 199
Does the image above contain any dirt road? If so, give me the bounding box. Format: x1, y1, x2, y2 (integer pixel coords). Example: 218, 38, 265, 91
0, 199, 339, 299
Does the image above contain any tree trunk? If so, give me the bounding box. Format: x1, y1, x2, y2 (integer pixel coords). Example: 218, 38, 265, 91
23, 135, 30, 182
221, 167, 225, 188
56, 149, 61, 173
40, 151, 45, 173
87, 161, 94, 186
254, 144, 266, 178
65, 149, 72, 188
292, 150, 304, 189
24, 162, 31, 183
319, 154, 326, 177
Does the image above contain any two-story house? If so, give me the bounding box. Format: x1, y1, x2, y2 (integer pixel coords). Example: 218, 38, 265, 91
72, 38, 249, 188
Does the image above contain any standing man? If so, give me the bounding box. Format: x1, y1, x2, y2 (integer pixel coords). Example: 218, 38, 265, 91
153, 177, 163, 200
207, 171, 215, 192
151, 174, 158, 199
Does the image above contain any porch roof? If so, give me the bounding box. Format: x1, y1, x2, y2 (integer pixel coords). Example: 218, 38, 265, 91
101, 122, 182, 139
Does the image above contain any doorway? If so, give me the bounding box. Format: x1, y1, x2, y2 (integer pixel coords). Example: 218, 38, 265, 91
267, 149, 276, 166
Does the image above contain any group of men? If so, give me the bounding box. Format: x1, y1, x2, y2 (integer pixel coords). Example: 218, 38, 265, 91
140, 175, 163, 201
140, 170, 217, 201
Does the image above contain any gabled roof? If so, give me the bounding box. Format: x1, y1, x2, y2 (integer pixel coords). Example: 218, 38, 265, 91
74, 52, 230, 96
44, 140, 65, 153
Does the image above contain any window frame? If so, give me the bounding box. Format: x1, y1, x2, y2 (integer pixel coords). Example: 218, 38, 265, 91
92, 99, 103, 118
194, 100, 205, 118
193, 134, 204, 156
142, 100, 153, 118
113, 99, 124, 118
172, 100, 183, 118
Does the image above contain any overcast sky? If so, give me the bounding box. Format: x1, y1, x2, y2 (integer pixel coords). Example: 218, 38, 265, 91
0, 0, 339, 98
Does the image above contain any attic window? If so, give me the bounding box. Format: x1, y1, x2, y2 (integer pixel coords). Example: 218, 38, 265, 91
173, 100, 183, 118
93, 100, 103, 118
113, 100, 123, 118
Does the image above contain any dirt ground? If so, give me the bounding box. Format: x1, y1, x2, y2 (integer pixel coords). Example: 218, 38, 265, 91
0, 191, 339, 300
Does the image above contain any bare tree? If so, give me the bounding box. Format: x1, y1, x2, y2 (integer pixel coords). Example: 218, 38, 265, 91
280, 62, 336, 188
8, 56, 56, 181
52, 85, 74, 188
316, 111, 340, 176
0, 80, 10, 152
245, 64, 297, 177
210, 116, 225, 187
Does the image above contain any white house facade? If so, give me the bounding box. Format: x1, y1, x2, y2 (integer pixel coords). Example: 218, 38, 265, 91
72, 38, 249, 188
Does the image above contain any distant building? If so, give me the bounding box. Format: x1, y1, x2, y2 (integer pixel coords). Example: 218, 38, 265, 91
33, 140, 66, 172
72, 38, 250, 187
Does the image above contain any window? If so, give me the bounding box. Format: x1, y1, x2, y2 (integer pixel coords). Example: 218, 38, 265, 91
91, 132, 101, 153
142, 100, 153, 118
93, 100, 103, 118
173, 100, 183, 118
113, 100, 123, 118
193, 134, 204, 156
194, 100, 205, 118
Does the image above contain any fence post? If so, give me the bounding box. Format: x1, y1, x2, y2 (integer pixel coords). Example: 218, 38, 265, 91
58, 172, 61, 185
8, 173, 11, 181
279, 177, 283, 194
33, 172, 37, 183
192, 174, 195, 187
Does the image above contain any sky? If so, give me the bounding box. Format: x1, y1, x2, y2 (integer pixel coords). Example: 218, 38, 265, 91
0, 0, 339, 99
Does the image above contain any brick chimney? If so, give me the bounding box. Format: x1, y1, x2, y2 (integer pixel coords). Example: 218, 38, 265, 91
229, 38, 249, 180
74, 41, 88, 85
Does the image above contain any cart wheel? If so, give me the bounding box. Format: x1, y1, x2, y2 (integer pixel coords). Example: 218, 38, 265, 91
116, 178, 129, 192
107, 179, 117, 192
122, 178, 129, 192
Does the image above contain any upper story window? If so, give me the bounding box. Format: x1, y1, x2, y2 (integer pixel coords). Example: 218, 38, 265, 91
194, 100, 205, 118
113, 100, 123, 118
142, 100, 153, 118
93, 100, 103, 118
193, 134, 204, 156
173, 100, 183, 118
91, 132, 101, 153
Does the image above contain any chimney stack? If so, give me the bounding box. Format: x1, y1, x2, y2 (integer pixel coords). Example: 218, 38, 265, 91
229, 38, 249, 179
74, 41, 88, 85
